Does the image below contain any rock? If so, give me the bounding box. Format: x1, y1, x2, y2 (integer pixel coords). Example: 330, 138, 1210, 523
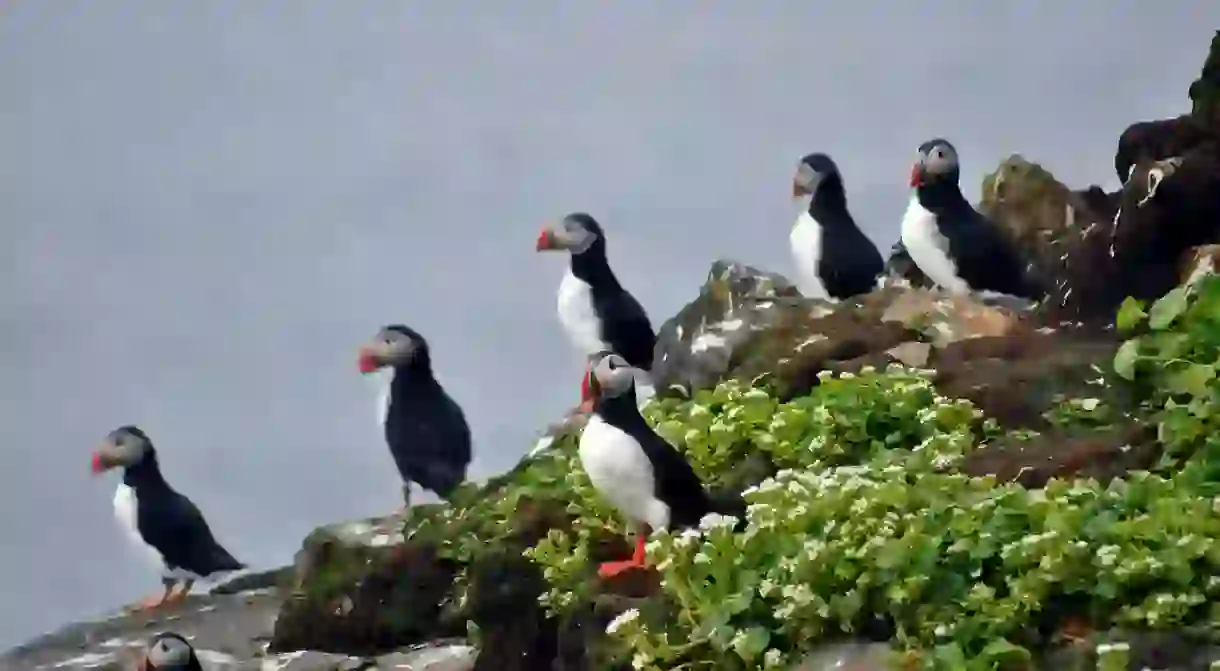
0, 581, 475, 671
1189, 30, 1220, 131
650, 259, 804, 395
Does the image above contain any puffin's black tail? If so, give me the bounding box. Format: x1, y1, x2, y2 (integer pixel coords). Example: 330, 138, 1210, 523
706, 489, 749, 533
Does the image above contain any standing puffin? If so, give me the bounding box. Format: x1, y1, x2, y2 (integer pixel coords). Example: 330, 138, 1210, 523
536, 213, 656, 412
579, 351, 744, 578
902, 138, 1043, 300
357, 324, 472, 509
139, 632, 201, 671
91, 426, 245, 612
789, 153, 885, 299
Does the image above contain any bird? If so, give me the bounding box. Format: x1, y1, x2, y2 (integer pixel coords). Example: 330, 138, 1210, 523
789, 153, 885, 300
138, 632, 201, 671
91, 426, 245, 612
535, 213, 657, 412
578, 351, 744, 578
902, 138, 1044, 300
357, 324, 472, 510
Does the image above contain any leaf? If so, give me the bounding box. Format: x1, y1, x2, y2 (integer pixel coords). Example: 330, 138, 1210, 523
1166, 363, 1216, 397
1148, 285, 1191, 330
1116, 297, 1148, 332
1113, 339, 1141, 380
731, 626, 771, 662
977, 639, 1032, 666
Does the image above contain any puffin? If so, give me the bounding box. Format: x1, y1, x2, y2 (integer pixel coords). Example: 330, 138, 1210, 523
902, 138, 1044, 300
357, 324, 472, 509
789, 153, 885, 299
91, 426, 245, 612
536, 213, 656, 412
139, 632, 202, 671
579, 351, 744, 578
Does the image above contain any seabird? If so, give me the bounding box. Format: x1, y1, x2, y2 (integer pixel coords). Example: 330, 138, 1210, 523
578, 351, 744, 578
358, 324, 472, 509
789, 153, 884, 299
902, 138, 1043, 300
536, 213, 656, 411
91, 426, 244, 612
139, 632, 201, 671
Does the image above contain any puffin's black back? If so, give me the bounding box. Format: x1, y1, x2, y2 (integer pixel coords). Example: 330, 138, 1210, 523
594, 387, 714, 529
914, 180, 1043, 299
384, 342, 472, 500
806, 171, 885, 298
567, 216, 657, 370
124, 444, 245, 577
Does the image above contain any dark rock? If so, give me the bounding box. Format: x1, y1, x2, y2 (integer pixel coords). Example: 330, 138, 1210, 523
929, 328, 1129, 430
960, 424, 1160, 489
270, 536, 463, 655
1109, 147, 1220, 304
1189, 30, 1220, 131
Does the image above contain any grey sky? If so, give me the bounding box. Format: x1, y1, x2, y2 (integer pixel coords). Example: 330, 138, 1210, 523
0, 0, 1214, 648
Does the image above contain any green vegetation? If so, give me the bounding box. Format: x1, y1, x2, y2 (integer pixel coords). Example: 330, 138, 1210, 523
395, 276, 1220, 670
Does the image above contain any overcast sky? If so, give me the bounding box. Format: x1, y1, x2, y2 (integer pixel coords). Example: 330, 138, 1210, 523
0, 1, 1215, 649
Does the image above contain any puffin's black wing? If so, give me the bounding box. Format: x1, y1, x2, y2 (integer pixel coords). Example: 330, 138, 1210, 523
138, 491, 244, 576
385, 387, 472, 498
595, 290, 656, 371
821, 223, 885, 297
630, 421, 712, 529
951, 209, 1044, 299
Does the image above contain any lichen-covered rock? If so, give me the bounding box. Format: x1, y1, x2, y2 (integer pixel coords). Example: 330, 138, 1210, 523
650, 259, 803, 395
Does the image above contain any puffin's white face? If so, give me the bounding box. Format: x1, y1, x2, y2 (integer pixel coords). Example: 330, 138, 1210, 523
141, 632, 195, 670
535, 213, 600, 255
792, 153, 839, 201
911, 140, 960, 187
91, 426, 152, 474
357, 325, 421, 374
587, 352, 635, 400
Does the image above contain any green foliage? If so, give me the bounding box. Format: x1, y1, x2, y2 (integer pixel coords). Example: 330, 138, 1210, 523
522, 279, 1220, 669
1113, 276, 1220, 481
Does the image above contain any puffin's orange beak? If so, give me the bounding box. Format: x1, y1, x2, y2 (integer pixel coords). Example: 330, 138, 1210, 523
909, 164, 922, 188
91, 451, 113, 475
535, 228, 556, 251
792, 181, 810, 198
357, 346, 381, 375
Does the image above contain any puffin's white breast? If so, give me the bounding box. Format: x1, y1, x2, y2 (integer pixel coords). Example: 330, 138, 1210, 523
556, 269, 609, 355
900, 196, 970, 294
578, 415, 670, 530
113, 483, 168, 572
371, 368, 393, 427
789, 212, 830, 299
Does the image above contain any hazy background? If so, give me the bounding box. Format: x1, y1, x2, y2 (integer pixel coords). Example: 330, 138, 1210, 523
1, 1, 1215, 648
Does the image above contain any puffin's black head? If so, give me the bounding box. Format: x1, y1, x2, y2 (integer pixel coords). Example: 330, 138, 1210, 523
792, 153, 843, 200
583, 351, 635, 407
139, 632, 200, 671
910, 138, 960, 188
357, 324, 431, 375
91, 425, 153, 475
535, 212, 604, 256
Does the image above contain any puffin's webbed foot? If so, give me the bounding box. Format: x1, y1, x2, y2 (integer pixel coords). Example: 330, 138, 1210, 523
164, 579, 194, 605
126, 584, 174, 613
597, 525, 651, 578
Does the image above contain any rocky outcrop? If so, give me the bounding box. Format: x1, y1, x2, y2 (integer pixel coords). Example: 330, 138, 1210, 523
10, 28, 1220, 671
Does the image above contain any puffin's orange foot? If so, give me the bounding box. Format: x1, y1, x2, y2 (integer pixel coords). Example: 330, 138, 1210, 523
598, 559, 646, 578
164, 589, 190, 606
